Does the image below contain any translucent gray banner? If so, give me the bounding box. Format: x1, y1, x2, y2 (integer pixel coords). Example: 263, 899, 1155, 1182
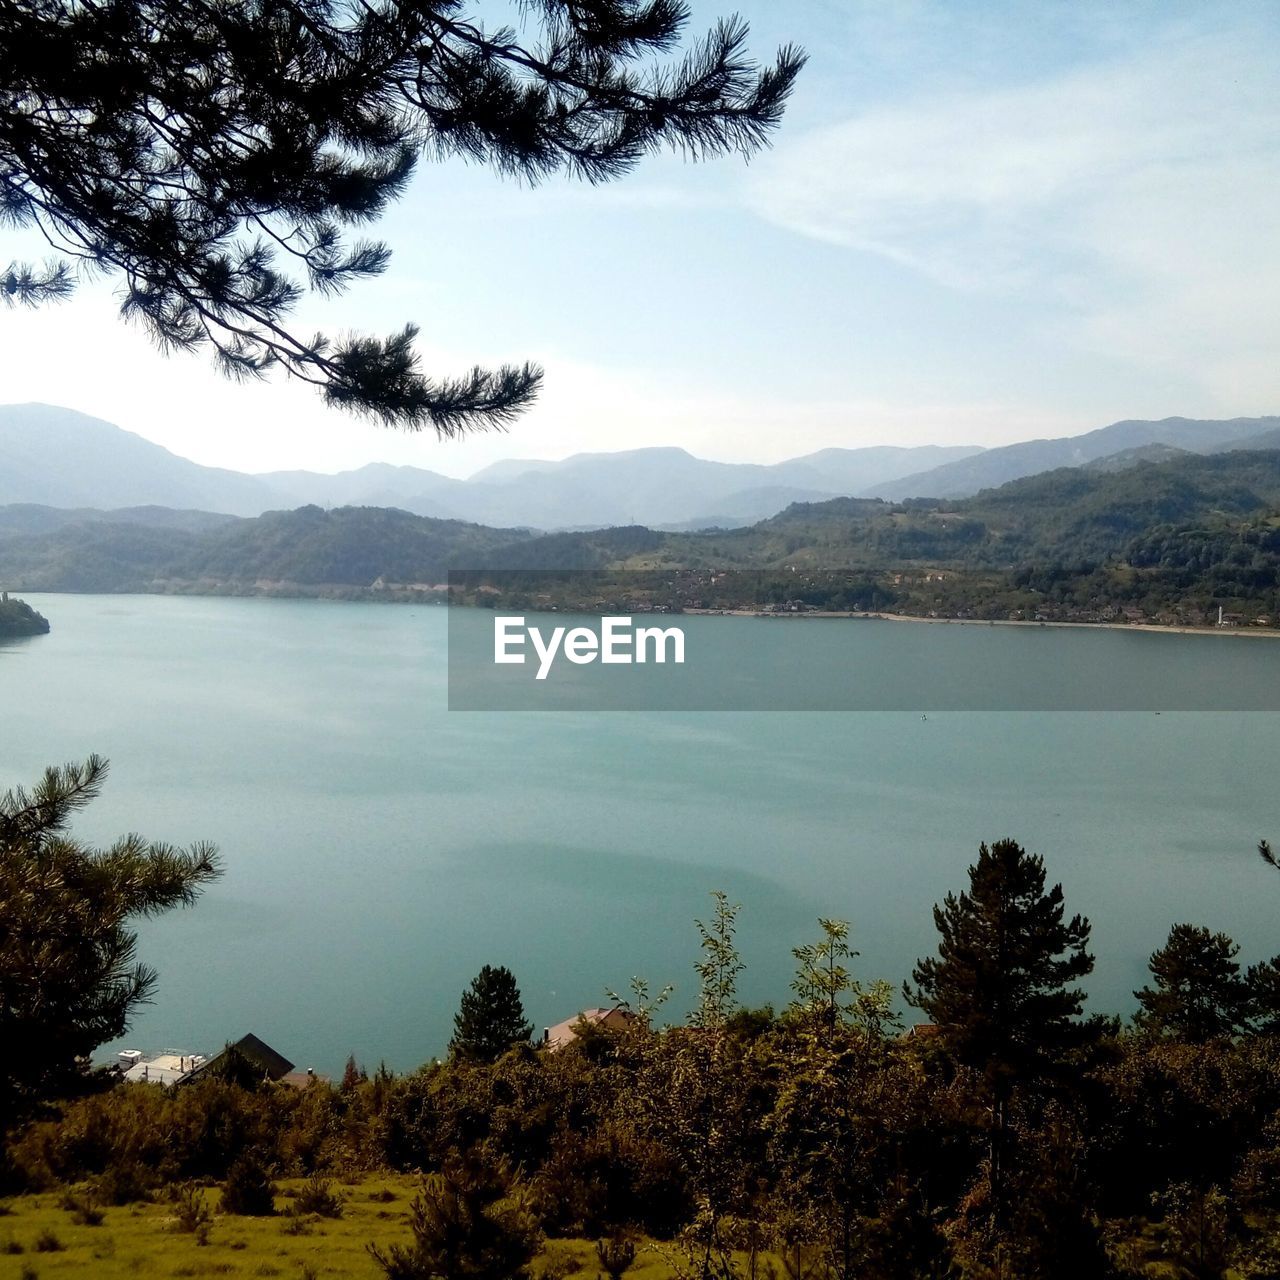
446, 570, 1280, 711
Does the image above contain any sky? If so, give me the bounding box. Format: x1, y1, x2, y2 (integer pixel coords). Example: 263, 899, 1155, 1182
1, 0, 1277, 479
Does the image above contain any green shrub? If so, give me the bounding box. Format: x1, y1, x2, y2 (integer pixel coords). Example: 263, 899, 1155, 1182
172, 1183, 213, 1244
369, 1162, 542, 1280
595, 1231, 637, 1280
292, 1173, 343, 1218
95, 1162, 154, 1205
58, 1188, 105, 1225
33, 1229, 62, 1252
221, 1153, 277, 1216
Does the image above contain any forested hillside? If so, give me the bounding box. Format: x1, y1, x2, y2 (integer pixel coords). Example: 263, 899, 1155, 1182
0, 593, 49, 637
3, 451, 1280, 625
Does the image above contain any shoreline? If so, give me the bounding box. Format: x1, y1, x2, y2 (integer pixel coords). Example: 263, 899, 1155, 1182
18, 587, 1280, 639
681, 607, 1280, 639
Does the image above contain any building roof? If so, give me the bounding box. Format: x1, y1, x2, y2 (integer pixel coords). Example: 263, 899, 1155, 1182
122, 1052, 204, 1086
904, 1022, 942, 1041
183, 1033, 295, 1084
280, 1070, 328, 1090
543, 1007, 634, 1052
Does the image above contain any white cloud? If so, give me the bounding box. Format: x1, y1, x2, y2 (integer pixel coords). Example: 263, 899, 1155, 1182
746, 28, 1280, 404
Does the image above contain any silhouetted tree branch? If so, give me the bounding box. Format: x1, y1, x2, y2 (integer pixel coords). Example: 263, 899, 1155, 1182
1, 0, 805, 433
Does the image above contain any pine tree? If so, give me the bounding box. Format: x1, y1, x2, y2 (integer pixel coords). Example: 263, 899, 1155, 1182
1247, 955, 1280, 1035
368, 1160, 542, 1280
1, 1, 805, 432
1134, 923, 1252, 1042
905, 838, 1094, 1229
341, 1054, 365, 1093
0, 755, 219, 1130
449, 964, 534, 1063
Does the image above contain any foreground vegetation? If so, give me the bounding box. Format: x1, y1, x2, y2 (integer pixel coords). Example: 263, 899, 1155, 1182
10, 950, 1280, 1279
7, 761, 1280, 1277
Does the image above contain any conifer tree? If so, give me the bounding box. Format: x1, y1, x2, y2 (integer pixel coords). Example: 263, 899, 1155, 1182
906, 839, 1094, 1083
1247, 955, 1280, 1035
0, 755, 219, 1129
1134, 923, 1252, 1042
1, 1, 805, 433
369, 1160, 542, 1280
341, 1054, 366, 1093
905, 838, 1094, 1229
449, 964, 533, 1063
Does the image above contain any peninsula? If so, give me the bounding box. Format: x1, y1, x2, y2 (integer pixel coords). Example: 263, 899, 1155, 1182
0, 592, 50, 637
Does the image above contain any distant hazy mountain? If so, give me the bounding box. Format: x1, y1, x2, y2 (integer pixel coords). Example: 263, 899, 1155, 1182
257, 462, 471, 519
0, 404, 983, 528
662, 485, 852, 531
0, 404, 282, 515
867, 416, 1280, 500
453, 447, 836, 528
0, 503, 239, 537
1233, 426, 1280, 452
463, 444, 985, 529
1083, 443, 1193, 473
770, 445, 983, 492
474, 443, 983, 506
6, 403, 1279, 530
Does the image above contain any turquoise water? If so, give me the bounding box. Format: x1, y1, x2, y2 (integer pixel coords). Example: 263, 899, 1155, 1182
3, 593, 1279, 1074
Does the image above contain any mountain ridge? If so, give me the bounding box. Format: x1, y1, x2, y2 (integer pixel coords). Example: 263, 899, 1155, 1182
867, 415, 1280, 500
4, 402, 1280, 530
5, 447, 1280, 617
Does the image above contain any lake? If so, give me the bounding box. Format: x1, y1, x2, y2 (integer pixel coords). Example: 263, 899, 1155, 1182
3, 592, 1279, 1074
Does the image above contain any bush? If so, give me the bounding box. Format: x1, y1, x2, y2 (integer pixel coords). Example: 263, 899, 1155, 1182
95, 1162, 154, 1205
369, 1162, 542, 1280
221, 1153, 277, 1216
596, 1231, 637, 1280
292, 1174, 343, 1218
33, 1229, 62, 1252
172, 1184, 212, 1244
3, 1075, 330, 1194
536, 1248, 582, 1280
58, 1189, 105, 1225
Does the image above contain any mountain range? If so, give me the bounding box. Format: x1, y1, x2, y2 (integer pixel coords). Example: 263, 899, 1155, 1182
2, 403, 1279, 532
866, 416, 1280, 501
0, 403, 981, 529
4, 448, 1280, 608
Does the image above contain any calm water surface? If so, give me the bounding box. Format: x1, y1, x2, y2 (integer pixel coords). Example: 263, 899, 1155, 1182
3, 593, 1279, 1073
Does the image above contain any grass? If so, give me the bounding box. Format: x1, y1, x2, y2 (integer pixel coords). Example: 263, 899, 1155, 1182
0, 1181, 1250, 1280
0, 1177, 702, 1280
0, 1174, 418, 1279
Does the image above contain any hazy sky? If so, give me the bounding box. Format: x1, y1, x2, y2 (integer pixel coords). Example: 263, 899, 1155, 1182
2, 0, 1277, 478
